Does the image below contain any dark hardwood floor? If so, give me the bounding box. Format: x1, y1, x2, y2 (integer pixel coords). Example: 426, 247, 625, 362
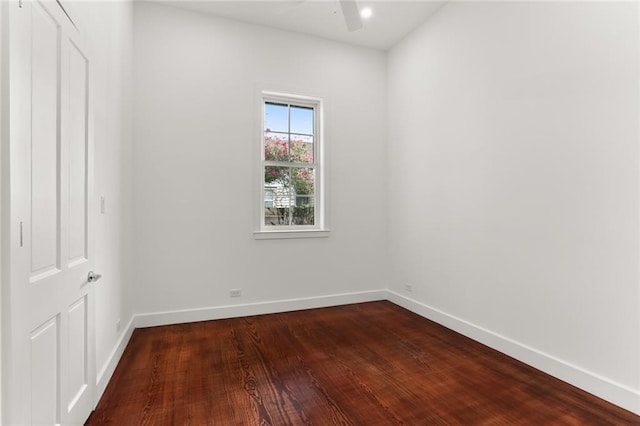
86, 301, 640, 425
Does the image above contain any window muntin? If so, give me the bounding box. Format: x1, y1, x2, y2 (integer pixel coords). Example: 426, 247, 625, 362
262, 95, 320, 229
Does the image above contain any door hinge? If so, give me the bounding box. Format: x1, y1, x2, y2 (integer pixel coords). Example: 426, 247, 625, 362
19, 222, 23, 247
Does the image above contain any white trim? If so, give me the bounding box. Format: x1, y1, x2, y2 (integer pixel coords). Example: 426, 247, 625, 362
134, 290, 386, 328
253, 229, 330, 240
386, 290, 640, 416
262, 91, 321, 106
637, 0, 640, 419
94, 316, 135, 406
0, 2, 6, 421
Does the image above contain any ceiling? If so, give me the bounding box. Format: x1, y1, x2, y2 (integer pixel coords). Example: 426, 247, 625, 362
160, 0, 446, 50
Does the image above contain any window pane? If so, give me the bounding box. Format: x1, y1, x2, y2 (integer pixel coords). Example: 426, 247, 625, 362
264, 133, 289, 161
265, 166, 290, 187
290, 106, 313, 135
293, 202, 314, 225
290, 135, 313, 163
265, 207, 293, 226
264, 167, 294, 226
264, 102, 288, 133
291, 167, 314, 196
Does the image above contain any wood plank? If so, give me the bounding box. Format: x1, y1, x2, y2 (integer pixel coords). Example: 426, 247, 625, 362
86, 302, 640, 425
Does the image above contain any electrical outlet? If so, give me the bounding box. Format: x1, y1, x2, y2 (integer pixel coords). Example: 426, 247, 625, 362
230, 289, 242, 298
116, 319, 121, 333
404, 283, 413, 292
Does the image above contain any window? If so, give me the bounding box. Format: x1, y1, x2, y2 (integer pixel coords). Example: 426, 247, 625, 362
257, 92, 327, 238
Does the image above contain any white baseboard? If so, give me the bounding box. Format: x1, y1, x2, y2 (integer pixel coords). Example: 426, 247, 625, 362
95, 315, 135, 406
386, 290, 640, 416
134, 290, 388, 328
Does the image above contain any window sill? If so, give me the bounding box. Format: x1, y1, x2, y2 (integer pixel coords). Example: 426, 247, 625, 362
253, 229, 330, 240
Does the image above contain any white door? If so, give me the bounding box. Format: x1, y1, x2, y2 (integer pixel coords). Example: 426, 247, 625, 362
7, 0, 96, 424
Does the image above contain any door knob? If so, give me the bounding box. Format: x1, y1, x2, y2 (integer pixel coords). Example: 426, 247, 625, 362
88, 271, 102, 283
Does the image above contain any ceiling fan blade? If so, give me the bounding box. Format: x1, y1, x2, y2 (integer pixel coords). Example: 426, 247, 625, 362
339, 0, 363, 32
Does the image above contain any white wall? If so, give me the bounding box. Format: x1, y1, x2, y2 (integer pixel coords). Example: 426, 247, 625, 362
389, 1, 639, 413
65, 0, 135, 394
132, 3, 389, 315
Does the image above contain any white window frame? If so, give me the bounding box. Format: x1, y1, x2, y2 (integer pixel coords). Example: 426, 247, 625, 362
254, 91, 329, 239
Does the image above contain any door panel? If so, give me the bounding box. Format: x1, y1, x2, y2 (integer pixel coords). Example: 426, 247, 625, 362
30, 0, 60, 279
67, 296, 88, 412
67, 42, 88, 265
30, 316, 59, 425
